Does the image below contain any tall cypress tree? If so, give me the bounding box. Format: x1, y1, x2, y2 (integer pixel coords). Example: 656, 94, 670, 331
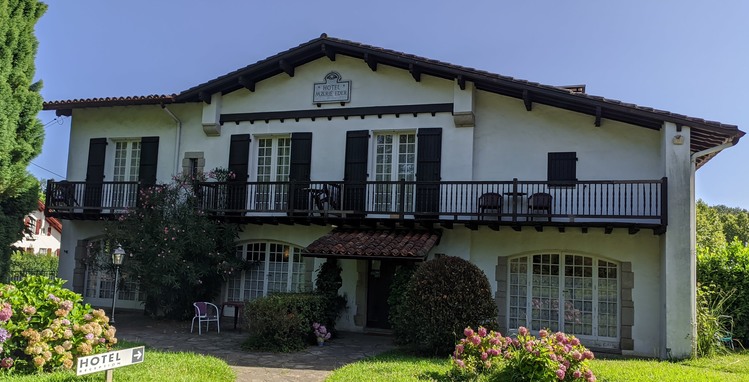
0, 0, 47, 279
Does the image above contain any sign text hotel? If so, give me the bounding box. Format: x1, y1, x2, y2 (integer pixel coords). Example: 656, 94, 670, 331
313, 72, 351, 104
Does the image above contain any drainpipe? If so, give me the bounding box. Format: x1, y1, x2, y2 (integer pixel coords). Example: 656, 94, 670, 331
161, 105, 182, 175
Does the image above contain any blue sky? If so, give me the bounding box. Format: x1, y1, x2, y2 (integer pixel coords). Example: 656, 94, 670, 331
30, 0, 749, 208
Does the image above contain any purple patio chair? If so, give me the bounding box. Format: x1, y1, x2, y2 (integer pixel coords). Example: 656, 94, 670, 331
191, 302, 220, 335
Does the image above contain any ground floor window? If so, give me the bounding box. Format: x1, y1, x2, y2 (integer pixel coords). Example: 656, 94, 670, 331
84, 239, 143, 303
508, 253, 619, 341
226, 241, 308, 302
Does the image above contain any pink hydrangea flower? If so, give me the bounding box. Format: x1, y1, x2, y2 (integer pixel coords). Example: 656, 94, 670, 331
0, 304, 11, 322
464, 327, 474, 337
471, 335, 481, 346
518, 326, 528, 336
583, 350, 595, 360
455, 344, 464, 354
539, 329, 548, 338
556, 369, 566, 380
573, 370, 582, 378
480, 352, 488, 361
478, 327, 487, 337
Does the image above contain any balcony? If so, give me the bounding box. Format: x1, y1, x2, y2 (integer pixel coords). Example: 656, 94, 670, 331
45, 178, 667, 233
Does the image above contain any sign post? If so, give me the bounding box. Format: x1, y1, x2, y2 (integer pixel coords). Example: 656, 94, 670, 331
76, 346, 145, 381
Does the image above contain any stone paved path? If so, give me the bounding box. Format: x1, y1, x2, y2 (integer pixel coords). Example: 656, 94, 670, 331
113, 311, 395, 382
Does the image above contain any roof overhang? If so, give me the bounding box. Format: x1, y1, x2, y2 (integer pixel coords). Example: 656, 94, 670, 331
42, 34, 744, 168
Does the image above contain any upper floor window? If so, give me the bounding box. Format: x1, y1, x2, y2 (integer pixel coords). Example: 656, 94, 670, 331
373, 132, 416, 211
113, 140, 141, 182
255, 136, 291, 210
548, 152, 577, 184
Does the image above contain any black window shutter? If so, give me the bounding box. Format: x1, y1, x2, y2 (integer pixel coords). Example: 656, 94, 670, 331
289, 133, 312, 182
343, 130, 369, 212
138, 137, 159, 186
228, 134, 251, 181
85, 138, 107, 182
548, 152, 577, 183
416, 128, 442, 213
83, 138, 107, 210
226, 134, 251, 213
289, 132, 312, 211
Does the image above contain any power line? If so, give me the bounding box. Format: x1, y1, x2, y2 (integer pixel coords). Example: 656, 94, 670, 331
29, 162, 65, 179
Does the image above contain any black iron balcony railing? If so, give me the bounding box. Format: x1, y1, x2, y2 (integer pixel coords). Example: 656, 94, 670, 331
46, 178, 667, 227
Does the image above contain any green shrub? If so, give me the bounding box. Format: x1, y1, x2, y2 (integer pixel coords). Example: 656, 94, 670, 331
314, 259, 347, 333
395, 256, 498, 355
388, 262, 416, 341
695, 284, 735, 357
242, 293, 326, 352
697, 240, 749, 342
9, 251, 58, 274
0, 276, 116, 374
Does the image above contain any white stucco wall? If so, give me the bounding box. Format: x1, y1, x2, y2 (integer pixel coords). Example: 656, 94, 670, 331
56, 53, 688, 358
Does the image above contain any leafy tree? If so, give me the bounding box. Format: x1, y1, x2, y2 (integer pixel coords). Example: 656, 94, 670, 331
714, 205, 749, 246
0, 1, 46, 280
696, 200, 727, 252
104, 177, 241, 319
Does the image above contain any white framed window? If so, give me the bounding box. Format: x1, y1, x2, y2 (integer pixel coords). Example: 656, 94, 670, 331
84, 239, 143, 308
508, 253, 619, 343
254, 136, 291, 210
373, 132, 416, 211
226, 241, 308, 302
112, 140, 141, 207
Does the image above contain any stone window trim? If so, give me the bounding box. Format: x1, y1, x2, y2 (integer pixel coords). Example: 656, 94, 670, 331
496, 255, 633, 351
182, 152, 205, 175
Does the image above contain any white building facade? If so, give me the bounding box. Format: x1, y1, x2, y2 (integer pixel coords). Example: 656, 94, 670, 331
44, 35, 744, 358
14, 200, 62, 256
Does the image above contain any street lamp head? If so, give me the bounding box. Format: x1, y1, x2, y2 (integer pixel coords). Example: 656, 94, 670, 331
112, 245, 126, 266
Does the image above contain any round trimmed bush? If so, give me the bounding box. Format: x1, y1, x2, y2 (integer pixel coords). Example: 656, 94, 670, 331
394, 256, 497, 355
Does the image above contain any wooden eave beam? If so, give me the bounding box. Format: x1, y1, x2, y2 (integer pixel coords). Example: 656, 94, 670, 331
595, 106, 602, 127
198, 91, 211, 104
409, 63, 421, 82
457, 75, 466, 90
364, 53, 377, 71
238, 76, 255, 92
322, 44, 336, 61
279, 60, 294, 77
523, 89, 532, 111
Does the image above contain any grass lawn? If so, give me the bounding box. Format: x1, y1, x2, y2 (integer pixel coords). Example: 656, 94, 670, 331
3, 342, 235, 382
327, 350, 749, 382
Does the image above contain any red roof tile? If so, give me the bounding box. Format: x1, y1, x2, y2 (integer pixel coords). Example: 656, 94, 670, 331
304, 229, 439, 260
37, 200, 62, 233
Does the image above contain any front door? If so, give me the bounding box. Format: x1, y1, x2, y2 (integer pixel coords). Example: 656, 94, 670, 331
366, 260, 398, 329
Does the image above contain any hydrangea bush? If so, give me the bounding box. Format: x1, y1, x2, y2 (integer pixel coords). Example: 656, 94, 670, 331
451, 326, 596, 382
0, 276, 117, 374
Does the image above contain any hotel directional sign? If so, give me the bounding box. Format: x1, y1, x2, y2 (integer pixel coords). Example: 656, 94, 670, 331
76, 346, 145, 376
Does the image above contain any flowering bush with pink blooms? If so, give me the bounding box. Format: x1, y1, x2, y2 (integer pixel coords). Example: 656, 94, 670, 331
312, 322, 331, 344
0, 276, 117, 375
450, 326, 596, 382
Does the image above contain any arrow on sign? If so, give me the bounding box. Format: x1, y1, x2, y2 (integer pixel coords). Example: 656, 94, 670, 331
134, 350, 142, 361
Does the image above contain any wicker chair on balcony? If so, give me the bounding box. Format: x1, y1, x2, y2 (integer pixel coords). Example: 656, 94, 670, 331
478, 192, 503, 220
528, 192, 552, 221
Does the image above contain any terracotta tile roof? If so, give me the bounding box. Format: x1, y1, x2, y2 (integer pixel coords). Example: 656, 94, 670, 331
303, 229, 439, 260
43, 94, 176, 111
37, 200, 62, 233
41, 34, 743, 168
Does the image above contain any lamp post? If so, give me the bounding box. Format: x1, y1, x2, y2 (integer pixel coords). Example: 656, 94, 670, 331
111, 245, 125, 324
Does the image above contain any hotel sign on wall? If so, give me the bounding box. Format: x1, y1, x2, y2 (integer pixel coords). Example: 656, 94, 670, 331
313, 72, 351, 104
